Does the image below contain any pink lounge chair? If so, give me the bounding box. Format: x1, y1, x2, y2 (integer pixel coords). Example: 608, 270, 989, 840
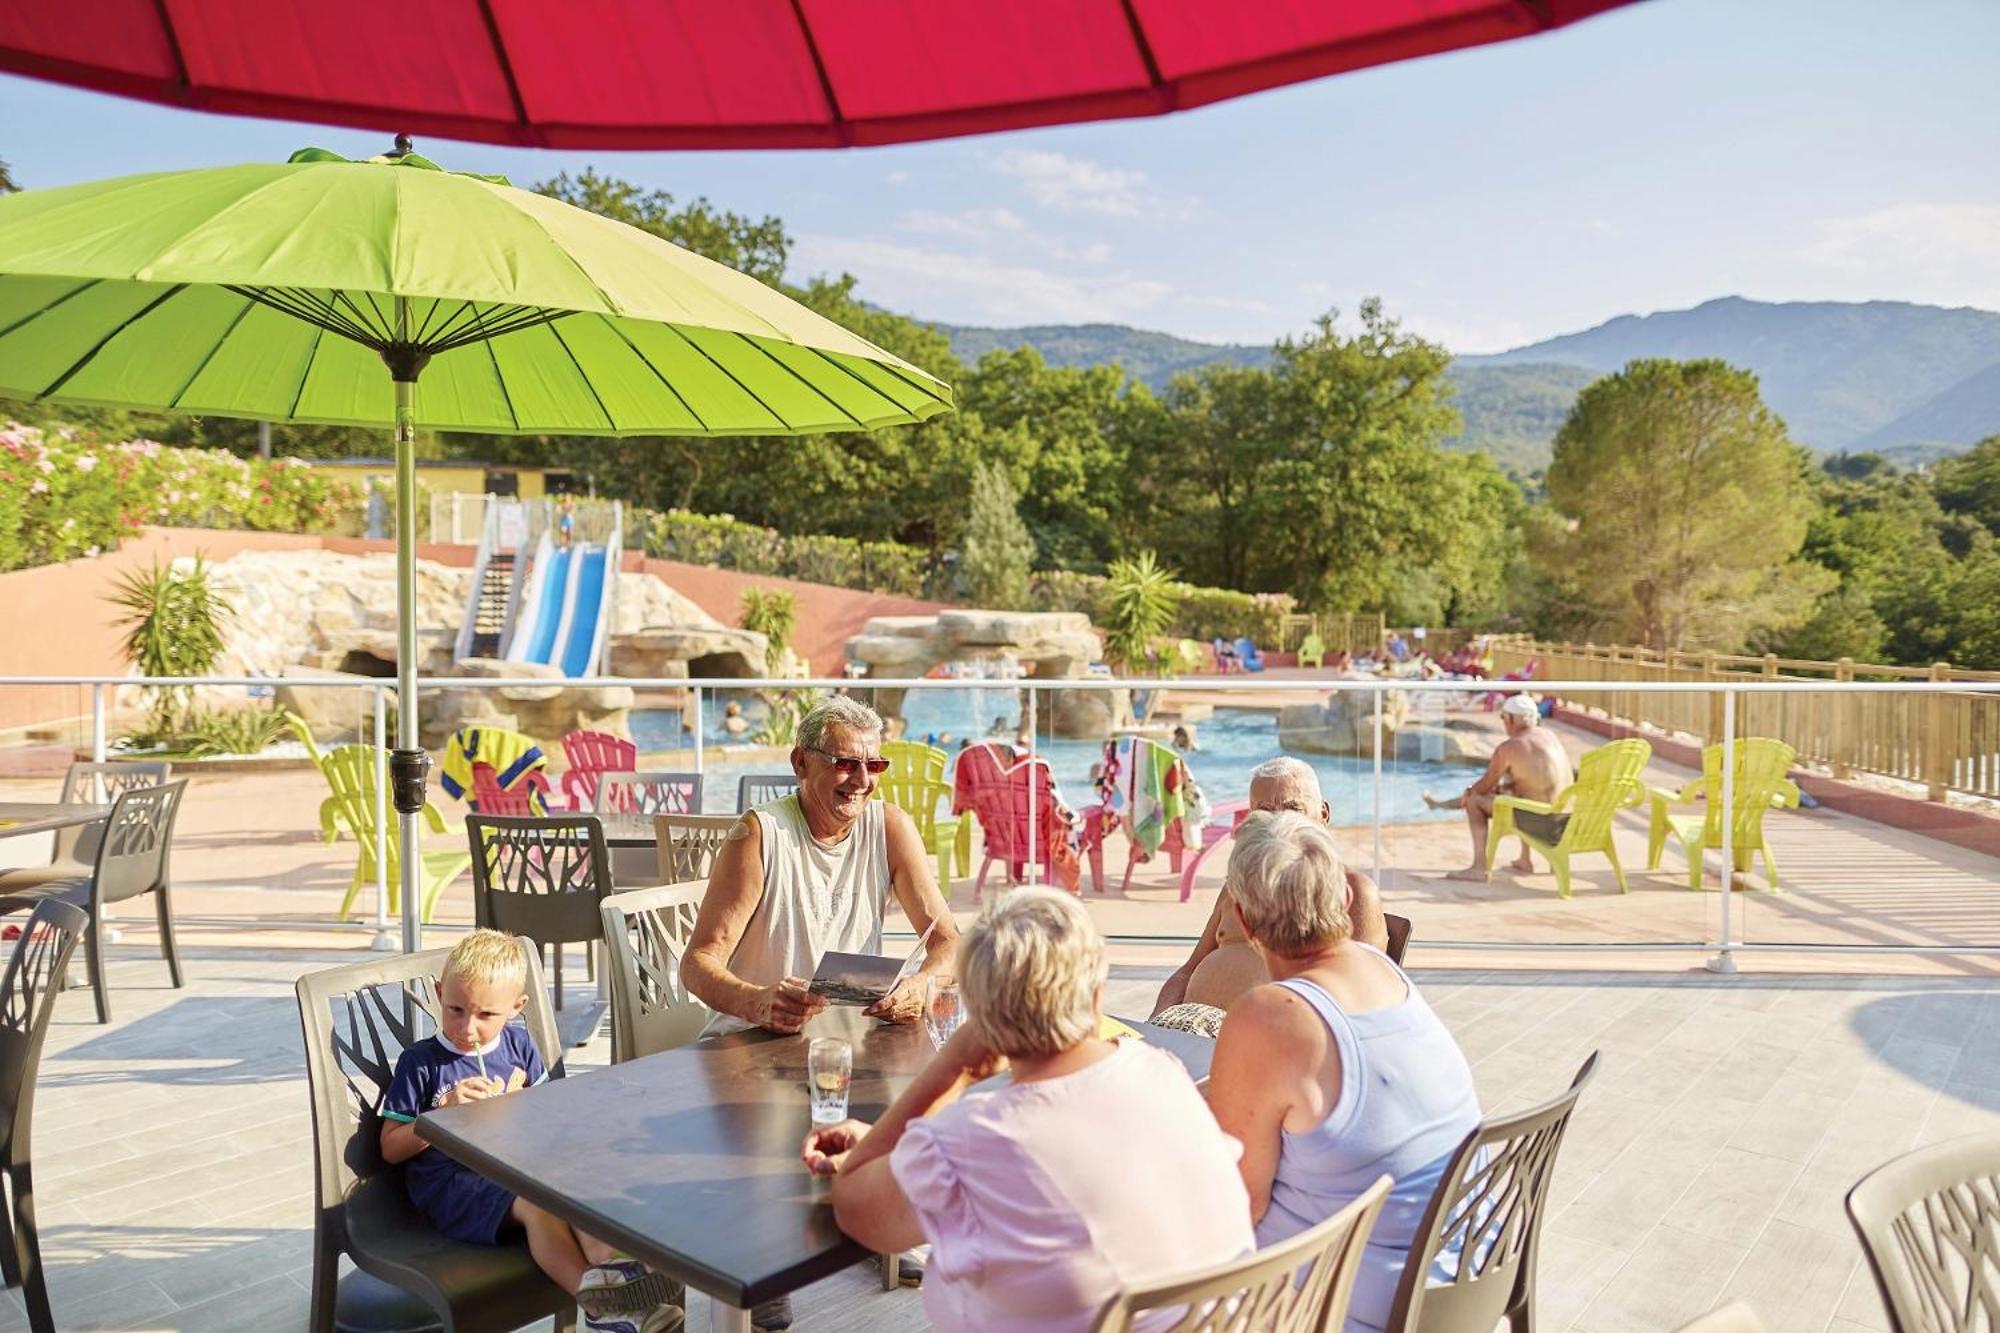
558, 729, 637, 810
1481, 658, 1542, 711
1078, 737, 1252, 901
469, 761, 557, 816
952, 742, 1081, 898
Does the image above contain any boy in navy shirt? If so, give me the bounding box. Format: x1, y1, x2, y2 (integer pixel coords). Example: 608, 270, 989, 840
381, 930, 682, 1332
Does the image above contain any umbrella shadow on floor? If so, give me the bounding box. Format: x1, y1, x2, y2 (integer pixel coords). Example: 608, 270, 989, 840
44, 994, 301, 1087
1845, 991, 2000, 1107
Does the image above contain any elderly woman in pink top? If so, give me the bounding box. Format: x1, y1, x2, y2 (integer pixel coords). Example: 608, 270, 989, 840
801, 887, 1253, 1331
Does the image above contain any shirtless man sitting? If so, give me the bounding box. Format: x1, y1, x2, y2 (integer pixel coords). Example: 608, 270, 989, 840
1424, 693, 1573, 881
1151, 756, 1387, 1019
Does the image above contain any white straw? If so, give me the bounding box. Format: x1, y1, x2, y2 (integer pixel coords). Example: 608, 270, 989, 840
474, 1042, 487, 1081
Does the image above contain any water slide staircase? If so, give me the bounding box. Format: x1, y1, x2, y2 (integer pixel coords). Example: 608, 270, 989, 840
454, 498, 623, 676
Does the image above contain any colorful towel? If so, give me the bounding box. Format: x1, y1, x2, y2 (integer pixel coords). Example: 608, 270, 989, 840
439, 726, 546, 801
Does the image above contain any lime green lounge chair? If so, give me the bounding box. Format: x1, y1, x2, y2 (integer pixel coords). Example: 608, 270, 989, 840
878, 773, 969, 884
1486, 738, 1651, 898
1646, 738, 1799, 891
317, 744, 470, 923
1298, 633, 1326, 669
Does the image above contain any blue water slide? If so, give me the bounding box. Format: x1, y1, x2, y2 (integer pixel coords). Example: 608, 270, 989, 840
559, 545, 609, 676
520, 545, 572, 666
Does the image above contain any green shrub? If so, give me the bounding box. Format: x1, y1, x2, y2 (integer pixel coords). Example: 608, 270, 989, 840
0, 422, 362, 571
639, 510, 927, 596
740, 587, 797, 673
182, 705, 291, 758
1031, 570, 1294, 645
105, 556, 233, 736
1101, 552, 1182, 673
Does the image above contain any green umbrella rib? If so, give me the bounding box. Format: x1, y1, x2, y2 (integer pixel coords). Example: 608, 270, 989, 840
41, 283, 188, 398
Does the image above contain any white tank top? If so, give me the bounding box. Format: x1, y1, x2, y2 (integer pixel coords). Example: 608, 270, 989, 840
704, 794, 892, 1036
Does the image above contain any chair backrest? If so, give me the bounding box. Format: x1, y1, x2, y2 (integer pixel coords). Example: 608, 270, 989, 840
279, 710, 328, 771
598, 882, 710, 1063
1300, 633, 1325, 663
596, 770, 703, 817
295, 944, 559, 1240
876, 775, 948, 836
1385, 1053, 1600, 1333
654, 814, 740, 883
1695, 738, 1799, 844
736, 772, 799, 812
1555, 740, 1651, 850
443, 725, 548, 803
1384, 912, 1413, 966
1093, 1173, 1390, 1333
881, 739, 948, 785
90, 779, 187, 905
0, 900, 90, 1156
470, 761, 554, 816
1846, 1131, 2000, 1332
965, 754, 1065, 863
55, 759, 172, 864
319, 744, 396, 847
466, 815, 613, 947
559, 729, 638, 809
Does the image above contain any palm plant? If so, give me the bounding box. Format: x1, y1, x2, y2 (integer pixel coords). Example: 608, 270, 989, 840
740, 587, 797, 674
105, 556, 233, 737
1101, 551, 1182, 675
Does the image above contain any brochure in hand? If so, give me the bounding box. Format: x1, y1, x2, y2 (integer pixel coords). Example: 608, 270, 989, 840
808, 922, 935, 1006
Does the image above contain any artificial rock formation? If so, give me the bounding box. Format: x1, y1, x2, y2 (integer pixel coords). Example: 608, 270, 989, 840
1275, 680, 1487, 764
845, 609, 1131, 739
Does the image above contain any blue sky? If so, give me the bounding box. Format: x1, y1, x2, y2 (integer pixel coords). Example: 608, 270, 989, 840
3, 0, 1995, 353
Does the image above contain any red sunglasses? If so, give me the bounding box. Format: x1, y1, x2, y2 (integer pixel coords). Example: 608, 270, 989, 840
809, 748, 890, 777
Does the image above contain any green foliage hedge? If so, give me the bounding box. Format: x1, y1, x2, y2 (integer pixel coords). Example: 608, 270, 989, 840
0, 423, 362, 572
637, 508, 930, 597
1032, 569, 1296, 644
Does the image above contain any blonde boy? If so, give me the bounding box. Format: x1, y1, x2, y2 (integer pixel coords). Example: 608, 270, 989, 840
379, 930, 680, 1332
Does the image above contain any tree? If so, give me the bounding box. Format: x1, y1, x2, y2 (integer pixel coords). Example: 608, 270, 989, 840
1541, 358, 1830, 651
1932, 435, 2000, 538
959, 461, 1034, 609
0, 157, 16, 194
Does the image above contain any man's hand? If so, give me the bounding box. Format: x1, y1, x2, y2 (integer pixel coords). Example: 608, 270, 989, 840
758, 976, 827, 1034
801, 1118, 872, 1176
440, 1076, 501, 1107
863, 975, 924, 1024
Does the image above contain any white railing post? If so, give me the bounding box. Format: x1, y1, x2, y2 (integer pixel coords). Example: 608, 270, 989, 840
90, 683, 106, 763
1371, 685, 1384, 880
692, 685, 705, 782
371, 684, 394, 951
1025, 685, 1040, 886
1709, 688, 1739, 974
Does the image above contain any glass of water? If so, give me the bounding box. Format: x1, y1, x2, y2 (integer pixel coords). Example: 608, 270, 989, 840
924, 975, 964, 1050
807, 1037, 852, 1125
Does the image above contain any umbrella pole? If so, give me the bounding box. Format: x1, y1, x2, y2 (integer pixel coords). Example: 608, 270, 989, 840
385, 309, 432, 954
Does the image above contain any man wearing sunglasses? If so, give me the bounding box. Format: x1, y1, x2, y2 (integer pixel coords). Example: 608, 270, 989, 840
685, 696, 959, 1039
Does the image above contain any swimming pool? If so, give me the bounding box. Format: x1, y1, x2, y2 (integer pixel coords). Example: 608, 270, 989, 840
630, 688, 1462, 824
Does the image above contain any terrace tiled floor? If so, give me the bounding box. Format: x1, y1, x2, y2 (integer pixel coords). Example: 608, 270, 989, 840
8, 943, 1998, 1331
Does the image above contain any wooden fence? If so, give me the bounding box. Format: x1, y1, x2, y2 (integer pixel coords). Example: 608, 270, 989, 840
1486, 639, 2000, 802
1278, 612, 1386, 656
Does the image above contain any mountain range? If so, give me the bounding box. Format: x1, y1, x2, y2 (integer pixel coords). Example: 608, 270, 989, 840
937, 298, 2000, 474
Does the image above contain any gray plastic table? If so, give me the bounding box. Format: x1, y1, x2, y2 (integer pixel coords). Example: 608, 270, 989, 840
0, 801, 111, 840
417, 1006, 1214, 1332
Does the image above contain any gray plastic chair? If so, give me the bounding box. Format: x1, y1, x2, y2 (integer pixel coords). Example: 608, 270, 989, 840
0, 899, 90, 1333
735, 773, 798, 812
295, 944, 574, 1333
1093, 1174, 1390, 1332
1846, 1131, 2000, 1332
1385, 912, 1413, 966
0, 779, 186, 1024
44, 761, 172, 875
466, 815, 613, 1050
1384, 1052, 1600, 1333
598, 882, 711, 1063
653, 814, 740, 884
594, 771, 703, 817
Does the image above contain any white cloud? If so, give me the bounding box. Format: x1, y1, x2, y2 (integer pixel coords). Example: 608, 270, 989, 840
886, 170, 910, 186
990, 148, 1197, 219
897, 207, 1029, 243
791, 234, 1171, 325
1798, 203, 2000, 309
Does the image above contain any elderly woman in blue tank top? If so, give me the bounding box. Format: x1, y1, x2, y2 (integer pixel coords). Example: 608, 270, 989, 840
1204, 811, 1481, 1332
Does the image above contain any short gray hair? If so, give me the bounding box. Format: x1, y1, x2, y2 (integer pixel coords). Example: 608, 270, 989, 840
1249, 756, 1323, 807
1225, 811, 1350, 958
796, 696, 884, 752
959, 887, 1106, 1059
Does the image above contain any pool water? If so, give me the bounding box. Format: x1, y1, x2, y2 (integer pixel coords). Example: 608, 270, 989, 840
630, 688, 1463, 824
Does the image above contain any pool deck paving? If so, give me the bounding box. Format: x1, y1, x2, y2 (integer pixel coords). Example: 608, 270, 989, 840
0, 705, 1995, 1326
7, 945, 1997, 1331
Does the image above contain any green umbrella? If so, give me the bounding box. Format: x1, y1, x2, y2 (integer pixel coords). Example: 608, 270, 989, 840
0, 140, 953, 949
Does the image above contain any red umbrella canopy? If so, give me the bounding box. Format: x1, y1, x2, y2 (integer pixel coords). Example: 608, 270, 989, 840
0, 0, 1639, 150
